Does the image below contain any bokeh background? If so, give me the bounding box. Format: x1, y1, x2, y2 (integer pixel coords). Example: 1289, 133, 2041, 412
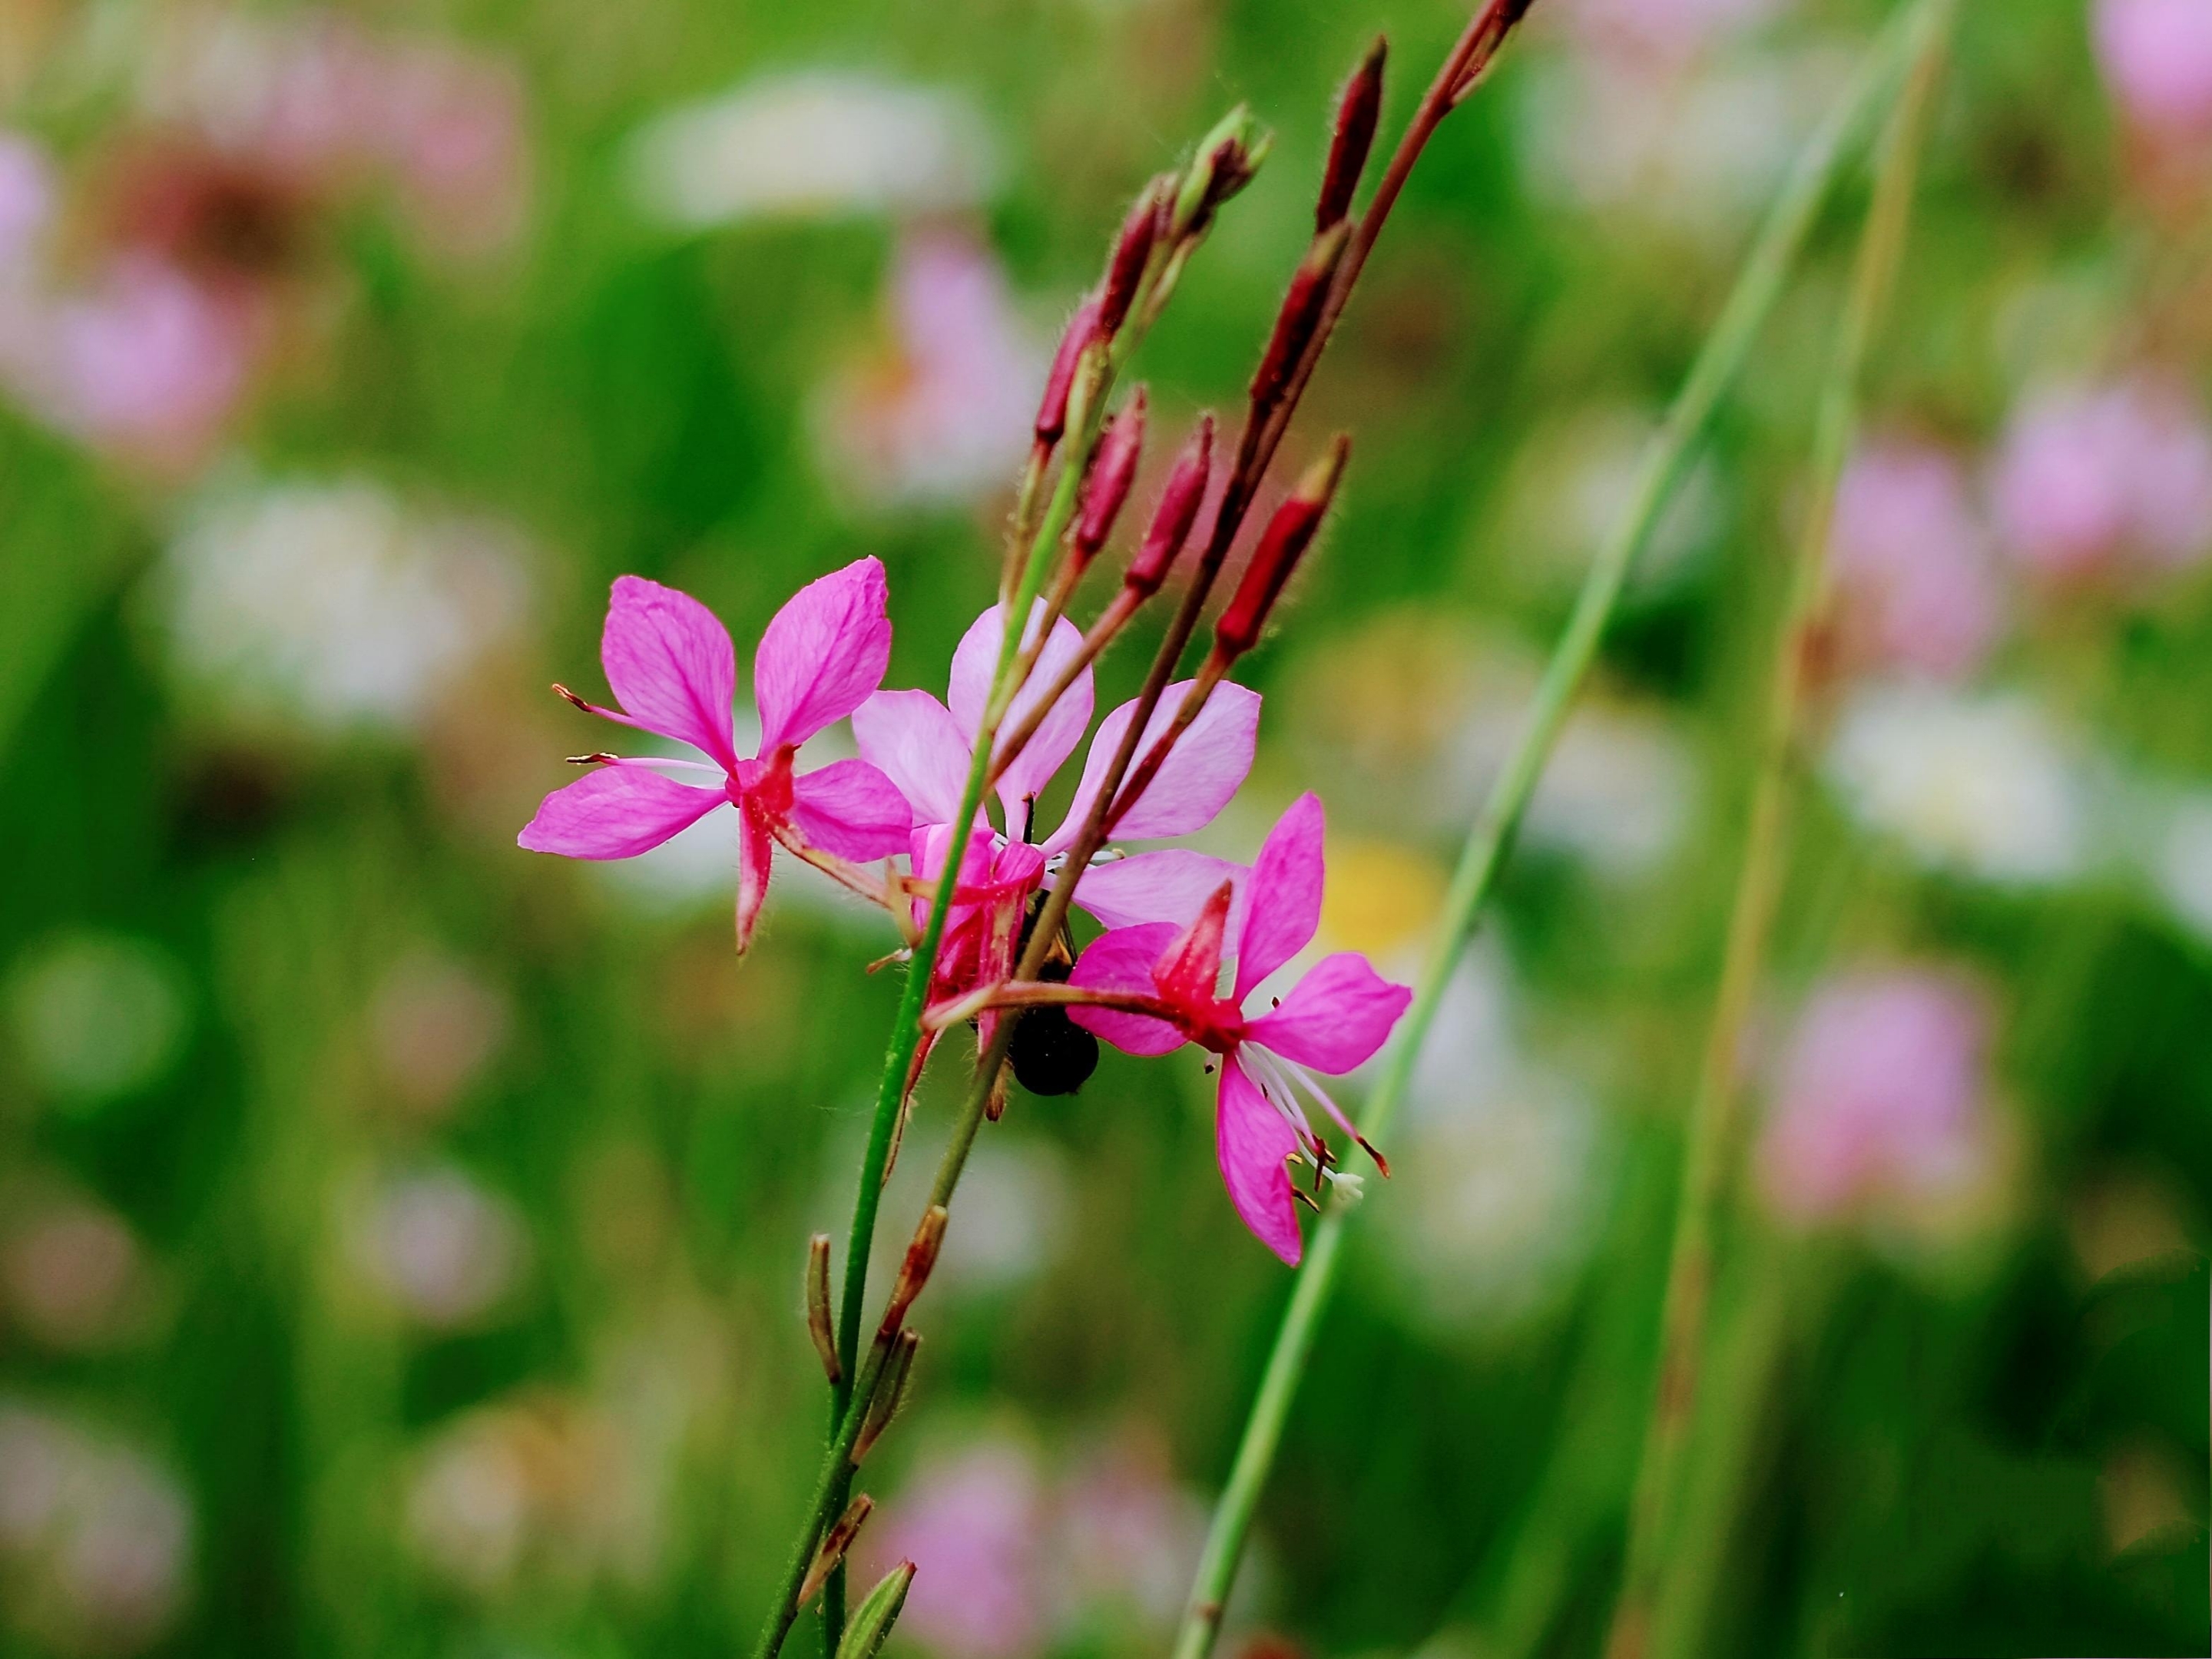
1, 0, 2207, 1655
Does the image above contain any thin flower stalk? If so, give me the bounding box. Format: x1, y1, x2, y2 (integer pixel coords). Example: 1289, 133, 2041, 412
1166, 3, 1949, 1650
1604, 8, 1953, 1656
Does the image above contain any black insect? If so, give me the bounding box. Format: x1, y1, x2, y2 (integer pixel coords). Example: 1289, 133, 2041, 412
1007, 893, 1098, 1097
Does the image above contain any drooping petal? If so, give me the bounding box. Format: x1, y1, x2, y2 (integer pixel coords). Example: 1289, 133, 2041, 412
1068, 923, 1187, 1055
1075, 850, 1249, 932
1045, 681, 1259, 853
518, 766, 724, 859
788, 759, 913, 859
1246, 952, 1412, 1075
735, 803, 774, 952
852, 689, 973, 826
1234, 792, 1326, 1001
1151, 880, 1233, 1009
754, 557, 893, 752
949, 603, 1094, 826
1217, 1054, 1304, 1266
598, 575, 741, 771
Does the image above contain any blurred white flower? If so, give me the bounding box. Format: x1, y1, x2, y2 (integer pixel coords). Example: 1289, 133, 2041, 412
2147, 789, 2212, 942
929, 1138, 1070, 1297
1545, 0, 1790, 68
157, 475, 530, 737
1522, 703, 1697, 876
0, 1402, 193, 1654
628, 71, 997, 230
5, 932, 190, 1108
351, 1164, 529, 1330
1825, 684, 2088, 886
367, 949, 512, 1121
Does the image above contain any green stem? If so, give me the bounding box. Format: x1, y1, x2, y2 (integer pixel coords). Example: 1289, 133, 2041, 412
1167, 8, 1939, 1651
1604, 9, 1950, 1655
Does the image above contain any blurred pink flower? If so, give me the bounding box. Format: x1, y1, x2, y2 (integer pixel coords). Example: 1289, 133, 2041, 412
1071, 794, 1411, 1264
1549, 0, 1788, 66
1756, 967, 1995, 1227
819, 230, 1043, 506
376, 48, 530, 256
1827, 438, 2005, 680
0, 134, 55, 272
1989, 376, 2212, 581
519, 568, 911, 950
2094, 0, 2212, 141
870, 1440, 1048, 1659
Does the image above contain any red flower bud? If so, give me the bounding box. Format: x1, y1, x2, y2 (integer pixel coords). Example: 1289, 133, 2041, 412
1249, 223, 1348, 413
1035, 297, 1101, 445
1075, 388, 1147, 560
1098, 176, 1171, 338
1317, 38, 1386, 232
1214, 435, 1349, 660
1125, 413, 1214, 598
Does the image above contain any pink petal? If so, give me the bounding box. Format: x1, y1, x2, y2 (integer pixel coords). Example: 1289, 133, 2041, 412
1234, 792, 1326, 1002
853, 689, 973, 826
518, 767, 724, 859
736, 805, 773, 952
1217, 1055, 1303, 1266
1068, 924, 1187, 1055
1045, 682, 1259, 854
1246, 952, 1412, 1075
789, 759, 913, 859
600, 576, 740, 771
1075, 850, 1249, 932
754, 557, 893, 753
950, 604, 1094, 824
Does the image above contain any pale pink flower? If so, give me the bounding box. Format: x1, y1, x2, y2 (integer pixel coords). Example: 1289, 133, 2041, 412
854, 601, 1259, 1031
2094, 0, 2212, 141
1549, 0, 1787, 67
1827, 438, 2005, 680
0, 134, 55, 272
1756, 967, 1995, 1226
374, 47, 530, 257
1070, 794, 1412, 1263
869, 1440, 1048, 1659
1989, 377, 2212, 581
519, 566, 912, 949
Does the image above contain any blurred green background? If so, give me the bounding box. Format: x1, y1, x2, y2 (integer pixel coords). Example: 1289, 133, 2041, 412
0, 1, 2207, 1656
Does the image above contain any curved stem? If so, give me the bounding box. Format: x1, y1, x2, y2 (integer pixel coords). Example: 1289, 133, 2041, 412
1167, 7, 1939, 1651
1604, 8, 1951, 1654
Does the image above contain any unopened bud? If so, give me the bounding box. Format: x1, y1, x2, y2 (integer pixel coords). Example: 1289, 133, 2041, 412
1035, 298, 1101, 445
806, 1233, 839, 1386
1317, 38, 1386, 231
1171, 104, 1273, 240
835, 1561, 917, 1659
1098, 177, 1171, 338
852, 1330, 920, 1465
799, 1494, 874, 1607
1075, 389, 1147, 560
877, 1205, 948, 1339
1250, 224, 1348, 412
1214, 435, 1349, 660
1126, 414, 1214, 598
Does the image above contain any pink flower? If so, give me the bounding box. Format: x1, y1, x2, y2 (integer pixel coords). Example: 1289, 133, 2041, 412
1989, 377, 2212, 581
518, 565, 912, 949
867, 1440, 1047, 1659
1068, 794, 1412, 1263
854, 602, 1259, 1025
1755, 967, 1995, 1227
2094, 0, 2212, 141
1549, 0, 1786, 68
1826, 438, 2005, 681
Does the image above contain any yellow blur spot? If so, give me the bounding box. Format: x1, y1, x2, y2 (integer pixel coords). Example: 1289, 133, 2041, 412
1319, 839, 1445, 960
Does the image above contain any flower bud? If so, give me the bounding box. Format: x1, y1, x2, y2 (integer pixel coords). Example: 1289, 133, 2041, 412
1035, 297, 1101, 445
1098, 176, 1171, 339
1214, 435, 1349, 661
876, 1204, 947, 1339
1126, 414, 1214, 598
1250, 224, 1348, 413
799, 1494, 874, 1607
1317, 38, 1386, 232
835, 1562, 917, 1659
1075, 389, 1147, 561
1171, 104, 1273, 240
806, 1233, 839, 1385
852, 1330, 920, 1465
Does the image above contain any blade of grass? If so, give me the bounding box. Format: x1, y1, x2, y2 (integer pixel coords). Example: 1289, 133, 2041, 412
1167, 7, 1942, 1651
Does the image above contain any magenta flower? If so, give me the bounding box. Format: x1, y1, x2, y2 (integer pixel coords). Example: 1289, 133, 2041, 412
519, 563, 912, 949
1826, 437, 2004, 682
2094, 0, 2212, 142
1067, 793, 1412, 1264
